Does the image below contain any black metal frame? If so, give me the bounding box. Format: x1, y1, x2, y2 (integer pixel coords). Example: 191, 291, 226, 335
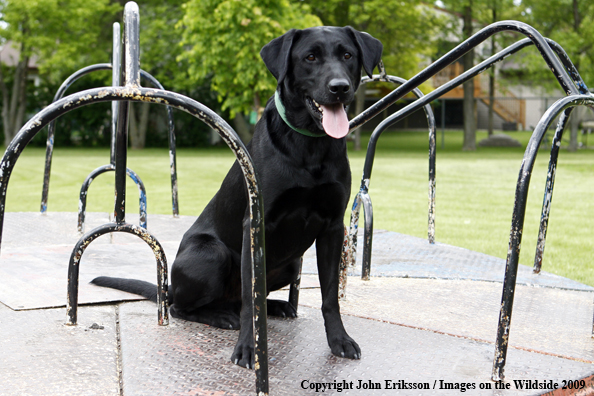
40, 22, 180, 234
0, 2, 268, 394
348, 71, 437, 281
345, 21, 592, 381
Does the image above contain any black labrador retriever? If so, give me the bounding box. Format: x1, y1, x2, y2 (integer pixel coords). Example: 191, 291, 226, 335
92, 26, 382, 368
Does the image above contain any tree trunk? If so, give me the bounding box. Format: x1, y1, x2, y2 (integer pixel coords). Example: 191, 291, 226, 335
353, 84, 366, 151
1, 55, 29, 147
129, 102, 150, 149
462, 0, 476, 151
233, 113, 253, 143
567, 0, 581, 152
568, 108, 580, 152
488, 6, 497, 137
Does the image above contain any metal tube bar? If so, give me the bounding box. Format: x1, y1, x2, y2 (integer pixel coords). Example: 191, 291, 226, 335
139, 69, 178, 217
40, 70, 178, 218
492, 94, 594, 381
531, 38, 591, 273
40, 63, 112, 213
78, 164, 115, 233
114, 3, 139, 225
349, 21, 579, 131
360, 192, 373, 280
360, 74, 437, 243
348, 74, 435, 282
77, 164, 148, 233
288, 258, 302, 309
348, 191, 363, 268
532, 108, 572, 273
66, 222, 168, 326
361, 39, 533, 181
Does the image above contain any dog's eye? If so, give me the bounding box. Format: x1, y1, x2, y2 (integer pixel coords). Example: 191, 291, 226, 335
306, 54, 316, 61
344, 53, 352, 60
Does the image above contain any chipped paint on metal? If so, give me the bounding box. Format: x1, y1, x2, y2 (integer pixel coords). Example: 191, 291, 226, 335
533, 108, 571, 273
348, 193, 362, 269
338, 225, 350, 300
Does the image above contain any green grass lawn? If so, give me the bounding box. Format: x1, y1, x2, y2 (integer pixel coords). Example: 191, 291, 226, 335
4, 129, 594, 286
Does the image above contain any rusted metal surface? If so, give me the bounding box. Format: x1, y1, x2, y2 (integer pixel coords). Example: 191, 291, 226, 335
492, 95, 594, 382
348, 189, 362, 268
0, 303, 120, 396
3, 213, 594, 394
291, 275, 594, 364
539, 373, 594, 396
118, 301, 594, 395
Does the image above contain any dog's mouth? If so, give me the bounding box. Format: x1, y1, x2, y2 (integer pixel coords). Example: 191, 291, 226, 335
306, 97, 349, 139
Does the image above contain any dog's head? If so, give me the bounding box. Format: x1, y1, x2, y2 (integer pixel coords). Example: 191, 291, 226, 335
261, 26, 383, 139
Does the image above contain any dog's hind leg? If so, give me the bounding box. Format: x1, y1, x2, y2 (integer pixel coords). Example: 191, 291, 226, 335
169, 233, 241, 329
170, 302, 241, 329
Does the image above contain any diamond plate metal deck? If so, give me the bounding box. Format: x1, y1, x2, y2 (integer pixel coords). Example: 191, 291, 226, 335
1, 212, 593, 395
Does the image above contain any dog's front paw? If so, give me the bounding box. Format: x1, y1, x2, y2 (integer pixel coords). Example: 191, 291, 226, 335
329, 335, 361, 360
267, 299, 297, 318
231, 341, 255, 369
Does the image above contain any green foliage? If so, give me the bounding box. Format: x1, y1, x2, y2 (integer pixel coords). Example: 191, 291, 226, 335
0, 0, 121, 85
512, 0, 594, 90
178, 0, 321, 118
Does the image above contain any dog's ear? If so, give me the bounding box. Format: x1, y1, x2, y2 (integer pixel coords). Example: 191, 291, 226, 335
345, 27, 383, 78
260, 29, 299, 84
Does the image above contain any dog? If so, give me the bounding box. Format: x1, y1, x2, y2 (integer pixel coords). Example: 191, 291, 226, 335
92, 26, 383, 369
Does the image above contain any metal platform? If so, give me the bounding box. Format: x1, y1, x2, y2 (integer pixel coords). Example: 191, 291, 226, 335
1, 212, 593, 395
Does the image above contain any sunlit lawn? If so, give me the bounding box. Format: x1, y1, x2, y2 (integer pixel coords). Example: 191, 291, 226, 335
4, 129, 594, 286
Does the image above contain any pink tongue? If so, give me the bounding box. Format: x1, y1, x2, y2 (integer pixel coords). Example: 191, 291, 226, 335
321, 104, 349, 139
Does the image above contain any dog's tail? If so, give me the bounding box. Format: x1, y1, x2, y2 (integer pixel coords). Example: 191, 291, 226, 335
91, 276, 173, 304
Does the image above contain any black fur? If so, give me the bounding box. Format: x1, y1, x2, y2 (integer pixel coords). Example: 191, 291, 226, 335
91, 26, 383, 369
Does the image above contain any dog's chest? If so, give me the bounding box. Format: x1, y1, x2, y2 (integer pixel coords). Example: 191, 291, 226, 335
262, 178, 348, 261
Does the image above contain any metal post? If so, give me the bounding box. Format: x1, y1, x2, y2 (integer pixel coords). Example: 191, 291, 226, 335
111, 22, 121, 165
441, 99, 445, 150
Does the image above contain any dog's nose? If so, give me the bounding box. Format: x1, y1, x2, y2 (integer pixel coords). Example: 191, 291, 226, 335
328, 79, 350, 94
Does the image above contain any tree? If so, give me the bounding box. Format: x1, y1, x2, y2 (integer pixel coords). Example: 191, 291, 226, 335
177, 0, 321, 142
515, 0, 594, 151
0, 0, 120, 147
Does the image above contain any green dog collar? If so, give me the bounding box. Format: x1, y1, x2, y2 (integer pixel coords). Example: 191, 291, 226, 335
274, 91, 327, 138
